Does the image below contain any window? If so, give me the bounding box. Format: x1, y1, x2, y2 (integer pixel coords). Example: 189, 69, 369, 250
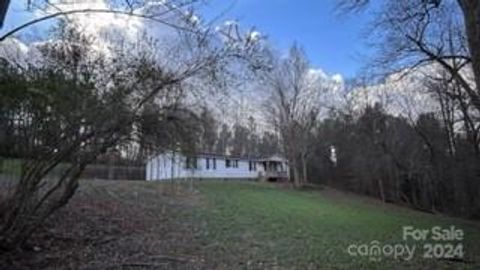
206, 158, 210, 169
249, 161, 257, 171
185, 157, 197, 169
226, 159, 238, 168
213, 158, 216, 169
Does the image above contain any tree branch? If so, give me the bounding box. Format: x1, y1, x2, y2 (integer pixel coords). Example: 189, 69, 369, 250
0, 8, 196, 42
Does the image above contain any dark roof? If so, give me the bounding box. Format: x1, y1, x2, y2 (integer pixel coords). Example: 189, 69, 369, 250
195, 152, 285, 162
195, 152, 261, 160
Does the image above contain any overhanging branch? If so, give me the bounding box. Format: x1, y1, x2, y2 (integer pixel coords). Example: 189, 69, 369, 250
0, 8, 196, 42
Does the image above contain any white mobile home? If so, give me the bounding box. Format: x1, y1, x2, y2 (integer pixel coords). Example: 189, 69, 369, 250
145, 152, 289, 181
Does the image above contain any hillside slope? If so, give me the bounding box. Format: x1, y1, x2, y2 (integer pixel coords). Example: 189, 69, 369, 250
1, 180, 478, 269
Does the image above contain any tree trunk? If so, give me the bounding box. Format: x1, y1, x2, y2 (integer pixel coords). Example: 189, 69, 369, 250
294, 166, 301, 187
301, 153, 308, 184
0, 0, 9, 28
291, 158, 301, 188
378, 178, 386, 203
458, 0, 480, 110
108, 154, 115, 180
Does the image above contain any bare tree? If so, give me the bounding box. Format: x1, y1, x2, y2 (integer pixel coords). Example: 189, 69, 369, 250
457, 0, 480, 106
339, 0, 480, 117
262, 44, 325, 187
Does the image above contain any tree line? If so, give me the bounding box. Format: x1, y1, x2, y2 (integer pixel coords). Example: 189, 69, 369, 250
309, 104, 479, 218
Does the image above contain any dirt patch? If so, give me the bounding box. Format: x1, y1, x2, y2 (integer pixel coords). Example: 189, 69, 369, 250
0, 180, 206, 270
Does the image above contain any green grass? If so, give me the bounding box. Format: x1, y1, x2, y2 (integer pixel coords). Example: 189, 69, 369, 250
0, 158, 74, 177
0, 158, 23, 176
2, 178, 478, 269
192, 181, 480, 269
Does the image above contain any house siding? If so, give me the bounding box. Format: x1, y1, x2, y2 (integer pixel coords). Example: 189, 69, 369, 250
146, 153, 269, 181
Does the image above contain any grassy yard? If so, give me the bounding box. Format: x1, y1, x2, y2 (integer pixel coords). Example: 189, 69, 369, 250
1, 180, 479, 269
194, 181, 480, 269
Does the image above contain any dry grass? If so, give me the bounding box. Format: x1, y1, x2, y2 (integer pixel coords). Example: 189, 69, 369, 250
1, 180, 205, 270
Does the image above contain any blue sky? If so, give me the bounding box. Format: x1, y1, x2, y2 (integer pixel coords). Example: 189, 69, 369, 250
1, 0, 374, 78
200, 0, 375, 78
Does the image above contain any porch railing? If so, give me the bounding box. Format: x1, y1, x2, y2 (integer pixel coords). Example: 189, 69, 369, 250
262, 171, 288, 179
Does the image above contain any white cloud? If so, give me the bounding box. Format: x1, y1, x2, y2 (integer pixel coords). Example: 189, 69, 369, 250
0, 38, 44, 66
331, 73, 343, 84
247, 30, 261, 43
41, 1, 147, 52
346, 65, 444, 120
308, 68, 344, 86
